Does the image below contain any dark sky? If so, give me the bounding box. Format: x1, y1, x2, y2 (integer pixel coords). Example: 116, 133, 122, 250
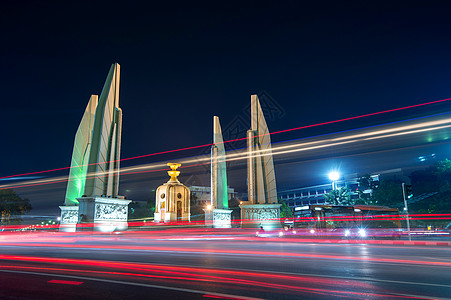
2, 1, 451, 214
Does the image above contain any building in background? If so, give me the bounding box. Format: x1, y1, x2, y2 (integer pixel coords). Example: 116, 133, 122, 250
278, 169, 408, 209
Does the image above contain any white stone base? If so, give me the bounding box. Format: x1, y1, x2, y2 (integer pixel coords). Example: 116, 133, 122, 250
78, 196, 131, 232
59, 205, 79, 232
59, 197, 132, 232
212, 209, 233, 228
239, 204, 282, 230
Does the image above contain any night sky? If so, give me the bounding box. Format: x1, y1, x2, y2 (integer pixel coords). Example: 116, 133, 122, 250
2, 1, 451, 215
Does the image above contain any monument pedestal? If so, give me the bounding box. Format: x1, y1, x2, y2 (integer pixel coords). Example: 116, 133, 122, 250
59, 205, 79, 232
59, 197, 131, 232
78, 196, 131, 232
213, 209, 233, 228
204, 208, 233, 228
239, 204, 282, 230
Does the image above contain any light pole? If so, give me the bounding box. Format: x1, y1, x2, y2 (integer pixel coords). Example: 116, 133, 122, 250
401, 182, 412, 241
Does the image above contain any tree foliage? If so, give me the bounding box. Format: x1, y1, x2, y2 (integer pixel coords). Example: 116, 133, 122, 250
228, 197, 241, 221
128, 201, 153, 220
324, 187, 352, 205
278, 198, 293, 219
409, 159, 451, 213
372, 177, 403, 207
410, 167, 438, 195
355, 174, 378, 205
410, 191, 451, 213
0, 189, 32, 225
411, 159, 451, 194
189, 193, 205, 221
434, 158, 451, 192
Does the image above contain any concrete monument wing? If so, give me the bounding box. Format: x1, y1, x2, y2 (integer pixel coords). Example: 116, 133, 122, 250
209, 116, 232, 228
241, 95, 280, 229
60, 63, 130, 232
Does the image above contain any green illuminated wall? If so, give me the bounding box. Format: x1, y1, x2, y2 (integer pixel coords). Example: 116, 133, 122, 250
212, 116, 229, 209
64, 63, 122, 205
64, 95, 97, 205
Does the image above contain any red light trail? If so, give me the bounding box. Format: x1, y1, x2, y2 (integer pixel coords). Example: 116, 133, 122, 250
1, 97, 450, 180
48, 279, 83, 285
0, 254, 434, 299
1, 213, 450, 230
0, 243, 450, 267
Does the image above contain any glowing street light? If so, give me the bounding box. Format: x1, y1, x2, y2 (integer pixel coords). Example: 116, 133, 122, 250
328, 171, 340, 190
328, 171, 340, 181
206, 204, 212, 211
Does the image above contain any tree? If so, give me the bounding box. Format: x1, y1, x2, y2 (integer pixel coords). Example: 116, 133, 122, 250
410, 191, 451, 213
128, 201, 153, 220
435, 159, 451, 192
410, 167, 438, 195
324, 187, 352, 205
372, 178, 403, 207
406, 159, 451, 214
355, 174, 377, 205
278, 198, 293, 219
0, 189, 32, 225
146, 189, 157, 211
189, 193, 205, 221
228, 197, 241, 221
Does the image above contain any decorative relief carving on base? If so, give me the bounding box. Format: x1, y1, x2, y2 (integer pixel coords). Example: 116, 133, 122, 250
213, 211, 231, 222
95, 203, 127, 220
242, 207, 279, 221
61, 210, 78, 224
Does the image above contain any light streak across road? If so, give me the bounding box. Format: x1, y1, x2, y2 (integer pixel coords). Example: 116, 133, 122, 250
2, 112, 451, 190
1, 97, 451, 182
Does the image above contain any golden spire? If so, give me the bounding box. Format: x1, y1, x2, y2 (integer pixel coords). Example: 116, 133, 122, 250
167, 163, 181, 182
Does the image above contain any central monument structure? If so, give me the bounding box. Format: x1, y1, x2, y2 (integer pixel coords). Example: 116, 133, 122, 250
59, 63, 131, 232
154, 163, 191, 223
240, 95, 281, 229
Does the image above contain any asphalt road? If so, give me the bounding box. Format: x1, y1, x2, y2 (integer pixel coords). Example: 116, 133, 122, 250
0, 229, 450, 299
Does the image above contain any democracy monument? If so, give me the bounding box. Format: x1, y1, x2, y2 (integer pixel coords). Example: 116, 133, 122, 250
59, 63, 131, 232
57, 63, 280, 231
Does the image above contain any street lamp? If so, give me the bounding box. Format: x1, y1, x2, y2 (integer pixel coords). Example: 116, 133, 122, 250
328, 171, 340, 190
